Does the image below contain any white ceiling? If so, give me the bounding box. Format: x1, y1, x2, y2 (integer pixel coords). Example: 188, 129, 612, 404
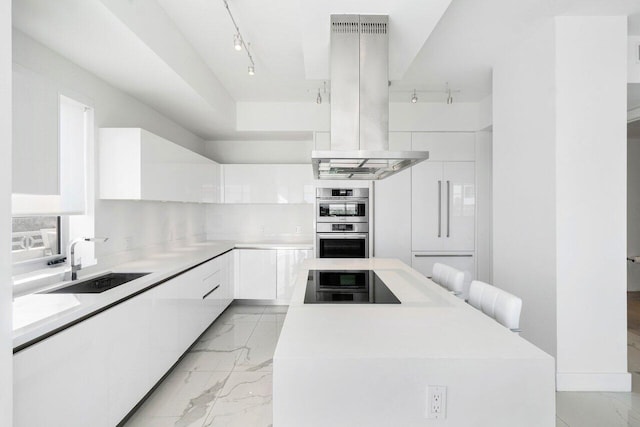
11, 0, 640, 139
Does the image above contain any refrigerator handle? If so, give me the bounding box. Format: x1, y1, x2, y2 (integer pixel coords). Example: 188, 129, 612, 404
437, 180, 442, 238
447, 180, 451, 238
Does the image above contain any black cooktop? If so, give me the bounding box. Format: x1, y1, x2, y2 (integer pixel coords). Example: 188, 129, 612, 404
304, 270, 401, 304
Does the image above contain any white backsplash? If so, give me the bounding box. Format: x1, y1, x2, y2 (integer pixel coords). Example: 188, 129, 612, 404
206, 204, 314, 243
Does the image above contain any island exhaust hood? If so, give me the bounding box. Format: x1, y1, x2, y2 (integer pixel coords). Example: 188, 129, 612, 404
311, 15, 428, 180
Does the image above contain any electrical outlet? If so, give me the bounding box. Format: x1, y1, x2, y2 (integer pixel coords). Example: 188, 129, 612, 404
426, 385, 447, 419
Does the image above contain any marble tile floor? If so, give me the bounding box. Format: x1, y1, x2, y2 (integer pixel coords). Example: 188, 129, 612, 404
124, 303, 283, 427
125, 303, 640, 427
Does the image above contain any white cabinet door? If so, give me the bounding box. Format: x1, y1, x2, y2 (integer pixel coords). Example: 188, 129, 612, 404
443, 162, 475, 251
411, 162, 445, 251
14, 314, 111, 427
276, 249, 313, 302
223, 164, 314, 204
148, 272, 199, 382
100, 128, 221, 203
236, 249, 277, 299
14, 292, 154, 427
412, 161, 475, 252
374, 167, 412, 265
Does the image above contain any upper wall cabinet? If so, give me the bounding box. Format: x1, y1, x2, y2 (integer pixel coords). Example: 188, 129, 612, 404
223, 164, 314, 204
99, 128, 221, 203
412, 132, 475, 161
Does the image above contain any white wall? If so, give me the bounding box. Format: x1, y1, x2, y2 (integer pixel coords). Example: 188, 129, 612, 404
628, 137, 640, 291
13, 30, 207, 265
1, 2, 13, 424
205, 139, 314, 164
390, 102, 482, 131
206, 204, 314, 243
475, 130, 492, 282
494, 16, 630, 391
236, 101, 483, 133
493, 20, 558, 358
555, 16, 628, 391
629, 36, 640, 83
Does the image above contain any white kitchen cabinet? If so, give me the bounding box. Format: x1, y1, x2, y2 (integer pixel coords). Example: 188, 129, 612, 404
14, 288, 153, 427
14, 252, 233, 427
314, 132, 331, 150
411, 132, 475, 161
412, 161, 475, 252
276, 249, 313, 302
373, 132, 412, 265
99, 128, 222, 203
223, 164, 314, 204
235, 249, 278, 299
198, 252, 234, 329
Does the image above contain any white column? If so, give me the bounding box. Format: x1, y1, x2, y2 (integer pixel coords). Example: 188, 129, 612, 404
493, 19, 558, 357
555, 16, 629, 391
493, 16, 630, 391
0, 0, 13, 424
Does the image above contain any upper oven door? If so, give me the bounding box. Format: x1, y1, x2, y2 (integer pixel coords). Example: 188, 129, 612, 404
317, 199, 369, 223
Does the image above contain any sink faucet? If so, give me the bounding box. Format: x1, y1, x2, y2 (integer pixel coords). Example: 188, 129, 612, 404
65, 237, 109, 281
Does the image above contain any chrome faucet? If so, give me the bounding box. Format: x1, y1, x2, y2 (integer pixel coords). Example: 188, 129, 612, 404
65, 237, 109, 281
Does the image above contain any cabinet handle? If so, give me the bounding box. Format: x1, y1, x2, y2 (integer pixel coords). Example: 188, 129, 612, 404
202, 284, 220, 299
446, 180, 451, 238
414, 254, 473, 258
437, 180, 442, 238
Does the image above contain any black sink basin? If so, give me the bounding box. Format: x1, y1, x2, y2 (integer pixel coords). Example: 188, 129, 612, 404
47, 272, 150, 294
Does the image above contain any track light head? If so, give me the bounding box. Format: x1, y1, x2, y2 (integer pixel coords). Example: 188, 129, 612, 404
248, 65, 255, 76
234, 34, 242, 51
411, 90, 418, 104
316, 90, 322, 104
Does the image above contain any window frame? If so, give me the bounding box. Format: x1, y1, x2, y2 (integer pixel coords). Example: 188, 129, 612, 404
11, 215, 66, 276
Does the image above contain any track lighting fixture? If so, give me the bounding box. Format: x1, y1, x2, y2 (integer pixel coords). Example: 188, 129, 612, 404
446, 83, 453, 104
315, 81, 329, 104
223, 0, 256, 75
411, 90, 418, 104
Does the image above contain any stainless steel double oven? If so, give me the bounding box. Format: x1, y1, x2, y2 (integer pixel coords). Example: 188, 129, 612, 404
316, 188, 369, 258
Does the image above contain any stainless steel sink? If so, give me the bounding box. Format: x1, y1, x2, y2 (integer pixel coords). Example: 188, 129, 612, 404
46, 272, 150, 294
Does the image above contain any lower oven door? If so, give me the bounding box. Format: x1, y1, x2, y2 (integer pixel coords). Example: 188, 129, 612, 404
316, 233, 369, 258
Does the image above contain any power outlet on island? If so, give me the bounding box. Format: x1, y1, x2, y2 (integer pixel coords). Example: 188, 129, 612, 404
426, 385, 447, 419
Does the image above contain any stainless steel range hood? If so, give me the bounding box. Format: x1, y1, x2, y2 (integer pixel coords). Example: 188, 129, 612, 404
311, 14, 428, 180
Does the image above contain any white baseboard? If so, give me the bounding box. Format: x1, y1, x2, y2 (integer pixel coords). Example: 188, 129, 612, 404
556, 372, 632, 391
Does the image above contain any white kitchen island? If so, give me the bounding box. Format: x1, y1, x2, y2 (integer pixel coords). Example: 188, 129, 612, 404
273, 258, 555, 427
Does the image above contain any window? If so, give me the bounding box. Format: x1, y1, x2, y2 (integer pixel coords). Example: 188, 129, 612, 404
12, 216, 61, 263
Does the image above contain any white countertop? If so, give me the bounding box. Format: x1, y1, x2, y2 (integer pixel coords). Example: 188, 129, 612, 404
12, 240, 312, 350
276, 258, 552, 361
